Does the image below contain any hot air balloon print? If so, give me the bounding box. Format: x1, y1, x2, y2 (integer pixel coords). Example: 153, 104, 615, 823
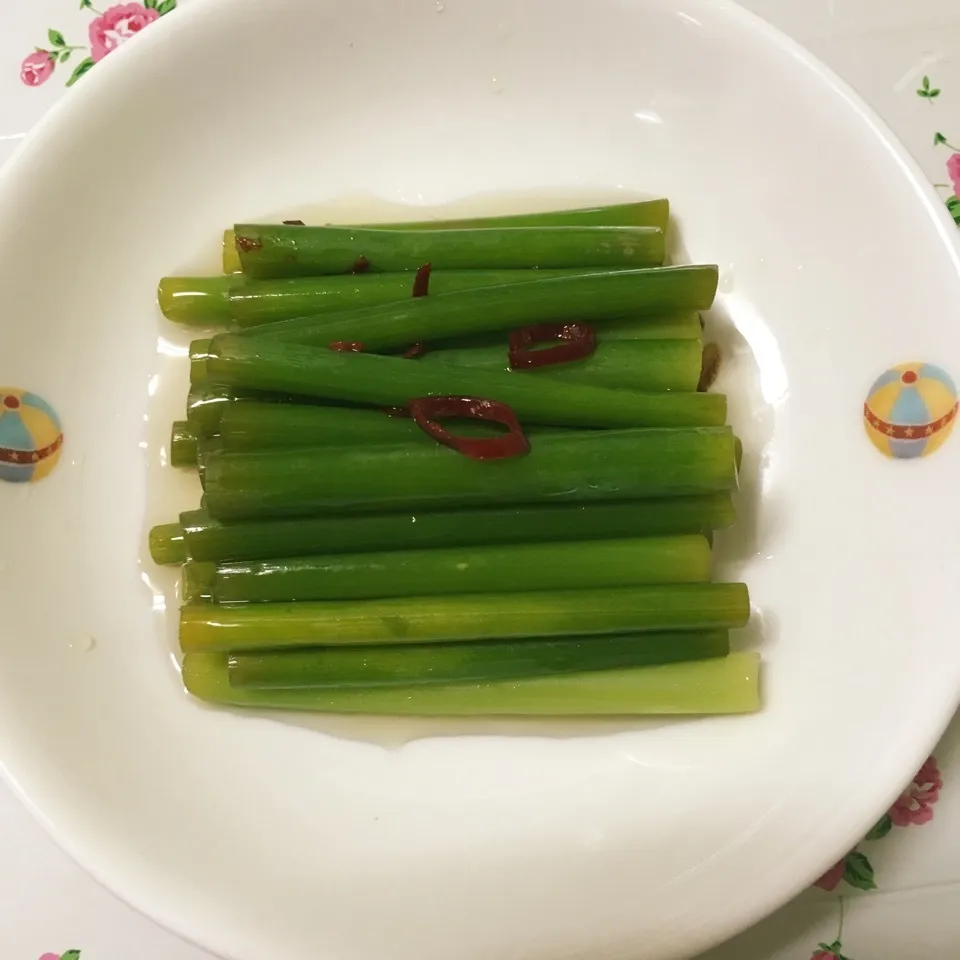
0, 388, 63, 483
863, 363, 957, 459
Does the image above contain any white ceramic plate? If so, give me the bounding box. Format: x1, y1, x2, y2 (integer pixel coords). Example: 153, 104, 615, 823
1, 1, 960, 958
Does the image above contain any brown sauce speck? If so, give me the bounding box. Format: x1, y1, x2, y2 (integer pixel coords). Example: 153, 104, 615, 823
235, 235, 262, 253
411, 263, 432, 298
698, 342, 721, 392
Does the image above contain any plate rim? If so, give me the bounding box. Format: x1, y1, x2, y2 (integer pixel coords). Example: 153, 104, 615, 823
0, 0, 959, 957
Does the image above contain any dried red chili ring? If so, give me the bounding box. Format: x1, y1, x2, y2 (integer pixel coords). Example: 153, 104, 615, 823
408, 396, 530, 460
508, 322, 597, 369
329, 341, 366, 352
350, 256, 371, 274
411, 262, 432, 298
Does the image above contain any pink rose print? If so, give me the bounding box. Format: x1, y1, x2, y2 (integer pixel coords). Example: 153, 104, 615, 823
89, 3, 160, 62
813, 859, 845, 892
39, 952, 80, 960
948, 153, 960, 199
22, 2, 176, 89
810, 951, 839, 960
811, 849, 874, 893
889, 755, 942, 826
20, 51, 55, 87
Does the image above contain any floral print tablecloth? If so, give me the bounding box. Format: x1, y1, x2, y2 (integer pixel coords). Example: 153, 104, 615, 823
19, 2, 177, 90
3, 1, 960, 957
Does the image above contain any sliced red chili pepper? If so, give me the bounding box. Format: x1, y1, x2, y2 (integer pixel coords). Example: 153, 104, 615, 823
508, 322, 597, 369
351, 256, 371, 274
408, 396, 530, 460
283, 219, 306, 225
411, 263, 432, 298
329, 341, 366, 352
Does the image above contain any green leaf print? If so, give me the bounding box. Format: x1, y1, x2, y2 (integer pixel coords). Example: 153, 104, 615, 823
65, 57, 95, 87
917, 75, 941, 99
48, 30, 66, 48
864, 814, 892, 841
842, 850, 876, 891
946, 196, 960, 225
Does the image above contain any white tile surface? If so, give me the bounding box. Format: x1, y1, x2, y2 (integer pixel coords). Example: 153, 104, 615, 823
2, 0, 960, 956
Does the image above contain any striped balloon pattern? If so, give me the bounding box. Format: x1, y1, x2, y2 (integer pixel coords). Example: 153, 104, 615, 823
0, 388, 63, 483
863, 363, 958, 459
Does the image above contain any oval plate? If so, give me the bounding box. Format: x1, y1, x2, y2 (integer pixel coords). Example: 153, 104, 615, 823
1, 1, 959, 958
